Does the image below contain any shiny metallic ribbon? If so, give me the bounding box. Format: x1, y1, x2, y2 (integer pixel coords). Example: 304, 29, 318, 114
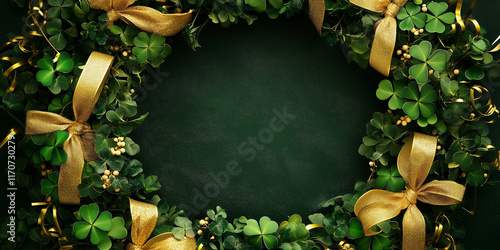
0, 128, 18, 149
447, 0, 480, 38
25, 52, 114, 205
88, 0, 193, 37
349, 0, 408, 76
309, 0, 325, 36
426, 214, 455, 250
461, 85, 499, 123
32, 196, 73, 248
127, 198, 197, 250
354, 133, 466, 250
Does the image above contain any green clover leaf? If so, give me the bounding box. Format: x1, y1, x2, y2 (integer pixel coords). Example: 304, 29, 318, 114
278, 214, 310, 242
172, 216, 196, 239
347, 218, 364, 239
36, 52, 74, 92
425, 2, 455, 33
73, 204, 114, 246
374, 165, 406, 192
465, 65, 485, 80
47, 0, 74, 19
243, 216, 279, 249
132, 32, 166, 63
41, 172, 59, 198
376, 79, 405, 110
402, 82, 438, 127
40, 130, 69, 165
409, 40, 449, 84
397, 2, 427, 31
440, 77, 459, 97
107, 217, 127, 239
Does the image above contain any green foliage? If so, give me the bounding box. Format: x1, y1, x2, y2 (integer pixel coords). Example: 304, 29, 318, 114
243, 216, 279, 249
40, 131, 69, 165
409, 41, 448, 84
397, 2, 427, 31
35, 52, 74, 94
132, 32, 170, 66
402, 82, 438, 126
278, 214, 310, 243
41, 172, 59, 198
374, 164, 406, 192
376, 79, 405, 110
425, 2, 455, 33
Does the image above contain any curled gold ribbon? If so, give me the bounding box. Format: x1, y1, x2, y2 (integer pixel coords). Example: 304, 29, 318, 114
308, 0, 325, 36
88, 0, 193, 37
461, 85, 499, 123
25, 52, 114, 205
32, 196, 73, 248
426, 214, 456, 250
0, 128, 18, 149
127, 198, 197, 250
448, 0, 480, 38
354, 133, 466, 250
349, 0, 408, 76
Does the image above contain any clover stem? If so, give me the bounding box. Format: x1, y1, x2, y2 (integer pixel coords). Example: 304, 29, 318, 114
1, 106, 25, 129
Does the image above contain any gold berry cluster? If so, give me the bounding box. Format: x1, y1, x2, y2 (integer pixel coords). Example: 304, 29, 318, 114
198, 217, 215, 239
396, 45, 411, 62
411, 27, 425, 36
111, 137, 126, 156
339, 241, 354, 250
101, 169, 120, 192
396, 115, 412, 126
40, 164, 53, 176
109, 45, 133, 60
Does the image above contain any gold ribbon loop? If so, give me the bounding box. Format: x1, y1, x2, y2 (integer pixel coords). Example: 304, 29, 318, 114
127, 198, 197, 250
448, 0, 480, 38
350, 0, 408, 76
354, 133, 466, 250
88, 0, 193, 37
25, 52, 114, 205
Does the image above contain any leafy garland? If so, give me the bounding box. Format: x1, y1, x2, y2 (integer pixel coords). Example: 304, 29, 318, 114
1, 0, 500, 249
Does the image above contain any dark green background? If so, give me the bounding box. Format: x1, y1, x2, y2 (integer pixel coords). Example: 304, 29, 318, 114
1, 1, 500, 249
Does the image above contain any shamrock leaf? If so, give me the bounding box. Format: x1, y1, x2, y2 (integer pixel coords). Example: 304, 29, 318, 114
47, 0, 75, 19
402, 82, 438, 127
107, 217, 127, 239
243, 216, 279, 249
348, 218, 364, 239
465, 65, 485, 80
172, 217, 195, 239
132, 32, 166, 63
440, 77, 459, 97
376, 79, 405, 110
36, 52, 74, 92
40, 130, 69, 165
323, 206, 350, 241
397, 2, 427, 31
409, 40, 449, 84
278, 214, 310, 242
425, 2, 455, 33
41, 172, 59, 198
374, 165, 406, 192
73, 204, 113, 246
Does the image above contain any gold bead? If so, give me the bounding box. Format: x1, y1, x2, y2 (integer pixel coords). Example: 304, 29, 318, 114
114, 138, 119, 142
115, 150, 121, 156
414, 31, 420, 36
197, 230, 203, 235
402, 120, 407, 126
118, 137, 124, 141
396, 120, 402, 125
461, 172, 467, 178
422, 6, 428, 12
402, 45, 409, 51
344, 244, 350, 248
429, 69, 434, 75
41, 170, 47, 176
102, 184, 107, 189
130, 89, 135, 94
397, 50, 402, 55
454, 69, 460, 75
437, 145, 442, 150
369, 161, 376, 167
401, 57, 405, 61
113, 171, 119, 176
101, 175, 108, 180
205, 217, 210, 221
104, 170, 111, 176
106, 179, 111, 184
419, 29, 424, 33
122, 51, 128, 57
405, 117, 411, 123
210, 236, 215, 240
120, 148, 126, 154
114, 188, 120, 192
199, 219, 206, 225
411, 28, 417, 33
484, 173, 488, 178
41, 164, 46, 169
405, 54, 412, 59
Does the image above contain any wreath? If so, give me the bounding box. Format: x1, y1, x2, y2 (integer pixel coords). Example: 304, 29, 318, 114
1, 0, 500, 249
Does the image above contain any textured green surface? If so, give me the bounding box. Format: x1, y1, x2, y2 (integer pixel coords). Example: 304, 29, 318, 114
0, 1, 500, 248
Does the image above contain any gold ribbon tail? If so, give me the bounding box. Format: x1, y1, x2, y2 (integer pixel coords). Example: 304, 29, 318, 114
88, 0, 193, 37
308, 0, 325, 36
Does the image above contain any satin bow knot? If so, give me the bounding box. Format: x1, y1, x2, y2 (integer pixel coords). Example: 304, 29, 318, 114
354, 133, 466, 250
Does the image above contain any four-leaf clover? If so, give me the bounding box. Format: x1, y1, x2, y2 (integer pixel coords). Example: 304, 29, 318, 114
243, 216, 279, 249
409, 40, 449, 84
425, 2, 455, 33
397, 2, 427, 31
132, 32, 168, 64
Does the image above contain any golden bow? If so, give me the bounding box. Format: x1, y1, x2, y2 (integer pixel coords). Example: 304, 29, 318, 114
308, 0, 325, 36
350, 0, 408, 76
88, 0, 193, 37
32, 196, 74, 248
354, 133, 466, 250
127, 198, 197, 250
25, 52, 114, 205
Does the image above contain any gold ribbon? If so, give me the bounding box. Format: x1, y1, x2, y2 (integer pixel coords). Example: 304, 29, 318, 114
32, 196, 73, 248
25, 52, 114, 205
461, 85, 499, 123
426, 214, 455, 250
88, 0, 193, 37
308, 0, 325, 36
448, 0, 480, 38
349, 0, 407, 76
354, 133, 466, 250
127, 198, 197, 250
0, 128, 18, 149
